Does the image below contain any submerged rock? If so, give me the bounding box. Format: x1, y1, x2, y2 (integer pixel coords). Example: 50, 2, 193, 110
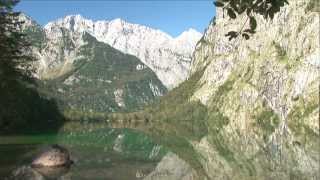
31, 144, 73, 167
10, 165, 70, 180
144, 152, 198, 180
11, 166, 44, 180
32, 165, 70, 179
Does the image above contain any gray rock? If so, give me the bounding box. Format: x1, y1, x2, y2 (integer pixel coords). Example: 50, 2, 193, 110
31, 144, 73, 167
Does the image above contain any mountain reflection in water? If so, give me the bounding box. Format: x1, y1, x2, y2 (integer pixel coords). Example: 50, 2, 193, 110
0, 120, 206, 180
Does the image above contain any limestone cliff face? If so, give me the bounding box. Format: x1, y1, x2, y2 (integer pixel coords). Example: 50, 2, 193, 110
18, 15, 168, 112
29, 14, 201, 88
189, 0, 319, 179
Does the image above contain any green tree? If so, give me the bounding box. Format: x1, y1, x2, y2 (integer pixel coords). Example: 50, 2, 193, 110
0, 0, 35, 83
0, 0, 65, 134
214, 0, 289, 40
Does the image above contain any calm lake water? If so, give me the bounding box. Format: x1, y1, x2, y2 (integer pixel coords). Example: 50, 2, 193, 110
0, 128, 167, 180
0, 117, 207, 180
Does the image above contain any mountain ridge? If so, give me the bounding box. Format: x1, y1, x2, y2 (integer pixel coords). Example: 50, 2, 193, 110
45, 14, 200, 39
42, 14, 202, 88
19, 14, 168, 113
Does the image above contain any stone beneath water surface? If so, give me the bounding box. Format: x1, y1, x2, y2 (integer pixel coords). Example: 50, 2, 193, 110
11, 166, 44, 180
11, 165, 70, 180
31, 144, 72, 167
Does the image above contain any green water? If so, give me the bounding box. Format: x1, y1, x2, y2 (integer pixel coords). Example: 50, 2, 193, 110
0, 128, 167, 180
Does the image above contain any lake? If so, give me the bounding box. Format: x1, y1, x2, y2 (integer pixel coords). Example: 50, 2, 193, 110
0, 127, 167, 180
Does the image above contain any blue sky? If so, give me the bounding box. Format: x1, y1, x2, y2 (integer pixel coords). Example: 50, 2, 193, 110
15, 1, 215, 37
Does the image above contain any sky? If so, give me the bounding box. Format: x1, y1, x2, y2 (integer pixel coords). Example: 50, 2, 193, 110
15, 0, 216, 37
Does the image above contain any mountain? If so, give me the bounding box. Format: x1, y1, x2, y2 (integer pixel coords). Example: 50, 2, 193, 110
126, 0, 319, 179
189, 1, 319, 178
17, 2, 320, 178
43, 15, 202, 88
20, 15, 167, 113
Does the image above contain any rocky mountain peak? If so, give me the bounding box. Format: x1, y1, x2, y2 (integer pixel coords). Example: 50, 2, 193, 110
176, 28, 202, 40
18, 13, 39, 29
41, 15, 202, 88
167, 28, 203, 55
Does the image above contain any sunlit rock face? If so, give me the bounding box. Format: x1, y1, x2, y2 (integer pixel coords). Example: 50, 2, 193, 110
39, 15, 201, 89
19, 15, 167, 112
18, 14, 198, 112
187, 0, 319, 179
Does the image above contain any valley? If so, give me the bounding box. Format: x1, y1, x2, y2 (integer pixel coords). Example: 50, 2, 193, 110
0, 0, 319, 180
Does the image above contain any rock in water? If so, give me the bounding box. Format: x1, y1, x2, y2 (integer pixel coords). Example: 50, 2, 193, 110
11, 165, 70, 180
31, 144, 72, 167
11, 166, 43, 180
33, 166, 70, 179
